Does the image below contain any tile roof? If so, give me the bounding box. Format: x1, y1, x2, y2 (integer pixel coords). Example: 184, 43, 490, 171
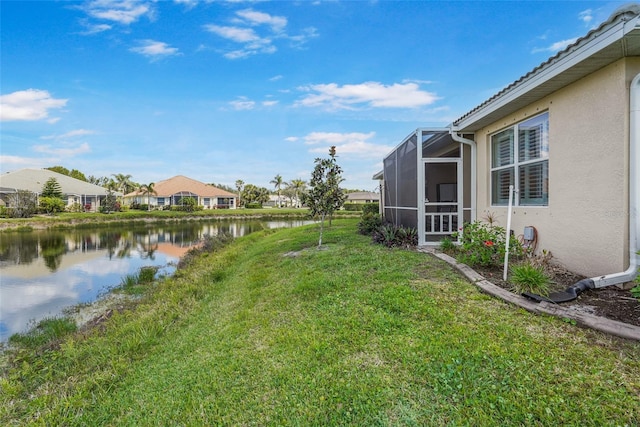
125, 175, 236, 198
0, 168, 116, 196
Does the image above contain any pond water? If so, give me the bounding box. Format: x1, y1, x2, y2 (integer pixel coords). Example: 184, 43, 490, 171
0, 219, 312, 342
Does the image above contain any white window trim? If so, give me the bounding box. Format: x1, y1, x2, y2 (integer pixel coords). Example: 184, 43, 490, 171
490, 112, 549, 207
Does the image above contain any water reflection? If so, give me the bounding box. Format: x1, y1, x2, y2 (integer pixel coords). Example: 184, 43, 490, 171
0, 219, 311, 342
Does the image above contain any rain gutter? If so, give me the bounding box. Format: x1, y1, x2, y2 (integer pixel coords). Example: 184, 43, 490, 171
450, 130, 477, 223
590, 72, 640, 288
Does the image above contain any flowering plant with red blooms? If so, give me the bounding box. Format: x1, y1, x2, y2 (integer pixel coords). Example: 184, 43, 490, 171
451, 221, 524, 268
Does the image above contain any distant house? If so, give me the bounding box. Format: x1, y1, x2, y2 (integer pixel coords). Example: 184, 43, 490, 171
375, 4, 640, 285
0, 168, 117, 212
124, 175, 237, 209
346, 191, 379, 204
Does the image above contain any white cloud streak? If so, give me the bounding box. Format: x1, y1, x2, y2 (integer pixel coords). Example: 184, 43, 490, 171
41, 129, 96, 140
0, 89, 68, 122
204, 8, 317, 59
296, 81, 440, 110
531, 37, 578, 54
579, 9, 593, 25
81, 0, 154, 25
294, 131, 393, 159
130, 40, 181, 60
33, 142, 91, 157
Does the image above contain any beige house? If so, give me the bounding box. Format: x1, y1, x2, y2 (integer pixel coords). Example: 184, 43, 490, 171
376, 5, 640, 285
0, 168, 117, 212
346, 191, 380, 204
124, 175, 237, 209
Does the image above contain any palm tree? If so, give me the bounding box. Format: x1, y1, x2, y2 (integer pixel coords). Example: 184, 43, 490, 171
270, 174, 285, 208
112, 173, 134, 197
289, 178, 306, 208
235, 179, 244, 208
139, 182, 156, 211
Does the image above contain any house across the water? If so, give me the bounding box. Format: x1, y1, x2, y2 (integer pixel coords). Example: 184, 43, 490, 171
124, 175, 237, 210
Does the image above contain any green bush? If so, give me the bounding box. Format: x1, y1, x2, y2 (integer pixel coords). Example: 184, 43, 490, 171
454, 221, 524, 268
372, 224, 417, 248
67, 202, 84, 213
439, 236, 457, 254
39, 196, 66, 214
510, 263, 551, 296
344, 202, 378, 212
361, 203, 379, 215
357, 211, 382, 235
245, 202, 263, 209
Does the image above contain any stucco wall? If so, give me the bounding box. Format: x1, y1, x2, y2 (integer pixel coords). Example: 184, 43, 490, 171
474, 58, 640, 277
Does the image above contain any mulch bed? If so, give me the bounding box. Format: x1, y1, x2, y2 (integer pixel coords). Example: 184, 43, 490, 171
473, 264, 640, 327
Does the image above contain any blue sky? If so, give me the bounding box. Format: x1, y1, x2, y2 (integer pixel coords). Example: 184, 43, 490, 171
0, 0, 627, 191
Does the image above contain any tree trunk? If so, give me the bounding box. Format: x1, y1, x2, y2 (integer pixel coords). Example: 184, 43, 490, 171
318, 213, 325, 247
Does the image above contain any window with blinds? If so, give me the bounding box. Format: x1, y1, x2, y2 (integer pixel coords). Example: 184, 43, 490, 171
490, 112, 549, 206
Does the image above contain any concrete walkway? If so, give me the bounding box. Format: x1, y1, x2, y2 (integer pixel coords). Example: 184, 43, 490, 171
418, 247, 640, 342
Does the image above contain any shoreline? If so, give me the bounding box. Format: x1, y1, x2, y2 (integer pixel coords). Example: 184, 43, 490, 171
0, 209, 358, 232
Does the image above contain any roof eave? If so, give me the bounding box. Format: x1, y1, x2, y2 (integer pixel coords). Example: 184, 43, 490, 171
453, 11, 640, 132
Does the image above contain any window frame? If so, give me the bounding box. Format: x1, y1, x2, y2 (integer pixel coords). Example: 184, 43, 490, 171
490, 112, 549, 207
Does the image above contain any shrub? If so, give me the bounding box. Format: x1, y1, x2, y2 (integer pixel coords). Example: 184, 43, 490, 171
361, 203, 379, 215
39, 196, 66, 215
439, 237, 457, 254
454, 220, 524, 268
510, 263, 551, 296
344, 202, 378, 212
357, 211, 382, 235
372, 224, 417, 248
245, 202, 263, 209
67, 202, 84, 213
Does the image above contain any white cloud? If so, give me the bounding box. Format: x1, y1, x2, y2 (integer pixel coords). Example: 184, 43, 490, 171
0, 155, 50, 170
205, 25, 263, 43
81, 0, 154, 25
229, 97, 256, 110
174, 0, 198, 10
80, 22, 113, 35
33, 142, 91, 157
0, 89, 68, 122
295, 131, 393, 160
262, 100, 278, 107
204, 24, 274, 58
130, 40, 181, 60
41, 129, 96, 140
579, 9, 593, 25
204, 8, 317, 59
296, 81, 440, 110
235, 9, 287, 33
531, 37, 578, 54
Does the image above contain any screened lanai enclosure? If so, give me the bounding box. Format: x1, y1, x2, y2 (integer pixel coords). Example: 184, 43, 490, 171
378, 129, 474, 245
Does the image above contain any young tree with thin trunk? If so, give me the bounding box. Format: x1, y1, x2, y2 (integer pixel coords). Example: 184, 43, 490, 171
303, 146, 346, 247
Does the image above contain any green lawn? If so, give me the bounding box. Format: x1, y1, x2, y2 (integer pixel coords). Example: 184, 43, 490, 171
2, 219, 639, 425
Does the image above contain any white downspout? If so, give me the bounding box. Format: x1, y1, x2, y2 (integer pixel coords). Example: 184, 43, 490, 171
450, 130, 477, 223
590, 72, 640, 288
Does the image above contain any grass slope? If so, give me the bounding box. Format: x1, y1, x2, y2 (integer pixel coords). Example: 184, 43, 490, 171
2, 219, 639, 425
